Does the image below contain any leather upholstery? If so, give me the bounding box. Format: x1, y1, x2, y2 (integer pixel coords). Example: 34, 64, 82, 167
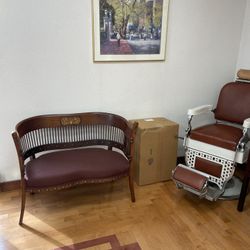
173, 166, 207, 191
25, 148, 129, 188
190, 124, 242, 151
214, 82, 250, 124
195, 157, 222, 177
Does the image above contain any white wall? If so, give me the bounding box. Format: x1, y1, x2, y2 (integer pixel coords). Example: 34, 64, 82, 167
237, 0, 250, 69
0, 0, 246, 182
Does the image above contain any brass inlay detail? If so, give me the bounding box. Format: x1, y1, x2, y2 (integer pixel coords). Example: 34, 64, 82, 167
61, 117, 81, 126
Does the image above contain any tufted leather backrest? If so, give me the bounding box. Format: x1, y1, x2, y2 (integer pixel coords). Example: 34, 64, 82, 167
214, 82, 250, 124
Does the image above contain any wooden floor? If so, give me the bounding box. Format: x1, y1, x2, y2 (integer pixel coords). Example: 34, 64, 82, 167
1, 179, 250, 250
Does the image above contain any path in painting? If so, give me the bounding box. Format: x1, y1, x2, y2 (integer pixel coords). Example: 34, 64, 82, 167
101, 38, 161, 55
101, 39, 133, 55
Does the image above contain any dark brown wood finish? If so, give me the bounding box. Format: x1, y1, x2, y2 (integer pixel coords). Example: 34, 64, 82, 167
12, 112, 138, 225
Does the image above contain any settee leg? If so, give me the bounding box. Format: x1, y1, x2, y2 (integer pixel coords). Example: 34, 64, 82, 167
19, 186, 26, 225
129, 176, 135, 202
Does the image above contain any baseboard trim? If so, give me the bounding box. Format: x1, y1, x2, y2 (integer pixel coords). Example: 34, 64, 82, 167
0, 180, 20, 192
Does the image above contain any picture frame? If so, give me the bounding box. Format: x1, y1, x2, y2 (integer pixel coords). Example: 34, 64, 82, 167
92, 0, 169, 62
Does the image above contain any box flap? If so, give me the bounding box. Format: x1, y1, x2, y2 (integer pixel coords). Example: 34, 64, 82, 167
131, 117, 178, 130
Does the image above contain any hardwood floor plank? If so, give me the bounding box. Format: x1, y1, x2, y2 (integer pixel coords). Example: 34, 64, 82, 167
1, 180, 250, 249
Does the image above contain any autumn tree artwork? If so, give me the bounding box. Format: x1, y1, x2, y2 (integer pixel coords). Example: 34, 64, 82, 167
93, 0, 169, 61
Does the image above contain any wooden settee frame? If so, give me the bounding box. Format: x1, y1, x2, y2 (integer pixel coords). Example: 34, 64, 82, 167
12, 112, 138, 225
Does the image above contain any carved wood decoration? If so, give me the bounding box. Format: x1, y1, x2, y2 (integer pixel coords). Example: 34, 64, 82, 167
61, 116, 81, 126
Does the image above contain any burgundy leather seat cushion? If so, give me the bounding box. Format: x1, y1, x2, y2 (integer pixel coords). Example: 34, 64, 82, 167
25, 148, 129, 188
190, 124, 242, 151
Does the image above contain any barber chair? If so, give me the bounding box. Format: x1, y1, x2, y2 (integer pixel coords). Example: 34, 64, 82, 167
172, 80, 250, 211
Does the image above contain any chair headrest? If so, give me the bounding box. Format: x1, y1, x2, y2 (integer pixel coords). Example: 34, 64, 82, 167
237, 69, 250, 81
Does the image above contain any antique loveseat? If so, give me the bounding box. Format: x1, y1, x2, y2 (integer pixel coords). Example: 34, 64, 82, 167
12, 112, 138, 225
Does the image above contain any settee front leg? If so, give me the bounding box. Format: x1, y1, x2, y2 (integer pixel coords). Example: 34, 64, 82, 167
19, 182, 26, 225
129, 175, 135, 202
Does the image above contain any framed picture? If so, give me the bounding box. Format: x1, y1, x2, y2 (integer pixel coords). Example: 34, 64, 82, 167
92, 0, 169, 62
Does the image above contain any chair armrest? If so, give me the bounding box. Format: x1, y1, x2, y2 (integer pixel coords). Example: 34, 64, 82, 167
243, 118, 250, 129
237, 118, 250, 151
185, 105, 213, 139
187, 105, 213, 117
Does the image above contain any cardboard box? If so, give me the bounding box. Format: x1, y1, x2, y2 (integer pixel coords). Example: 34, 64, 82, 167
132, 118, 179, 185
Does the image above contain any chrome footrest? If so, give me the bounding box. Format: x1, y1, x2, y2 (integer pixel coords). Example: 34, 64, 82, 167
172, 164, 225, 201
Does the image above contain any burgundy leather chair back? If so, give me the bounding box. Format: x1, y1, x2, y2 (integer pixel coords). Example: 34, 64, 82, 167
214, 82, 250, 124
